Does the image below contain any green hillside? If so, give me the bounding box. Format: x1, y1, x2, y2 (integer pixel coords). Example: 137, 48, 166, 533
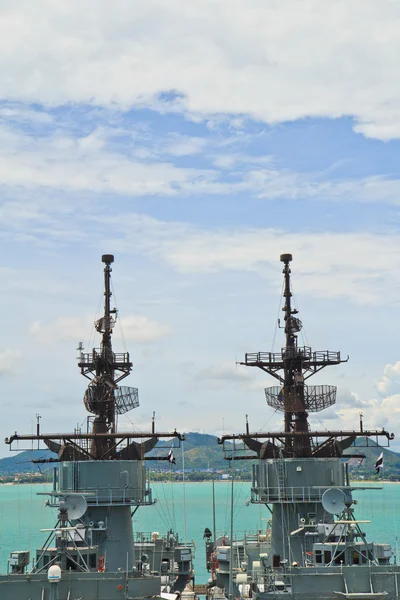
1, 434, 399, 480
0, 449, 55, 475
346, 438, 400, 480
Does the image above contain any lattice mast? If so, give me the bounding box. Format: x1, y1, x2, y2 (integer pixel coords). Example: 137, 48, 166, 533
280, 253, 309, 453
6, 254, 183, 464
241, 253, 347, 457
78, 254, 134, 458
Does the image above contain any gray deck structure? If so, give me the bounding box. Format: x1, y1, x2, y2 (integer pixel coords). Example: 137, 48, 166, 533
205, 254, 399, 599
2, 255, 194, 600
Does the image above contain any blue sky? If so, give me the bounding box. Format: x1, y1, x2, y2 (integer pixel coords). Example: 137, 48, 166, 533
1, 0, 400, 455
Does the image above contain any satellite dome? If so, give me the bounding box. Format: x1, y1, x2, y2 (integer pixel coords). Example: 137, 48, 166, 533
48, 564, 62, 583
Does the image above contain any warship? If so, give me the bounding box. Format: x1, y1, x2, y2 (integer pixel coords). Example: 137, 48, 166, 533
205, 254, 400, 599
1, 254, 195, 600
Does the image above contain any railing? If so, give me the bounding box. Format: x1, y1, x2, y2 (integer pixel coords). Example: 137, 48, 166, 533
62, 471, 153, 507
244, 348, 342, 365
78, 349, 131, 365
81, 486, 153, 507
251, 485, 325, 504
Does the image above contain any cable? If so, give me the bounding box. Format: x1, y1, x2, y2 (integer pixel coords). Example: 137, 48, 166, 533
290, 280, 310, 349
111, 279, 128, 354
257, 407, 279, 433
271, 279, 285, 353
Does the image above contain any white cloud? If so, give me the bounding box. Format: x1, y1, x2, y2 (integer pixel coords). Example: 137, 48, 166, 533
0, 349, 22, 375
118, 314, 171, 342
29, 314, 171, 345
334, 393, 399, 435
3, 202, 395, 307
162, 135, 206, 157
1, 1, 400, 138
191, 361, 252, 390
376, 361, 400, 396
0, 126, 204, 196
1, 123, 400, 204
119, 223, 400, 306
316, 363, 400, 438
0, 106, 53, 124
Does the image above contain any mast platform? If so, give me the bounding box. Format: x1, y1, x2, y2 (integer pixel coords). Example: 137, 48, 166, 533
78, 348, 132, 377
243, 347, 345, 367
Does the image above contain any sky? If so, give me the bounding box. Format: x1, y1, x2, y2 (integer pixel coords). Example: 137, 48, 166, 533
1, 0, 400, 456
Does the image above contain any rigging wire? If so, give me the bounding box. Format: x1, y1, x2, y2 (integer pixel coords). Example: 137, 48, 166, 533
290, 280, 310, 349
87, 290, 103, 352
271, 279, 285, 354
152, 493, 172, 530
169, 463, 176, 533
181, 441, 187, 545
157, 480, 174, 529
257, 407, 279, 434
313, 412, 330, 433
110, 278, 128, 354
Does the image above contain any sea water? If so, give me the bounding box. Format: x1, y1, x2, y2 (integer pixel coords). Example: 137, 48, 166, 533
0, 481, 399, 582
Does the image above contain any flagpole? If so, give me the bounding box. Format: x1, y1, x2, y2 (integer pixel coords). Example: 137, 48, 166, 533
181, 441, 187, 545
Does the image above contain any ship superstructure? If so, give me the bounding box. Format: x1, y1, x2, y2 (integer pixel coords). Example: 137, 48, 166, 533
1, 255, 194, 600
205, 254, 399, 600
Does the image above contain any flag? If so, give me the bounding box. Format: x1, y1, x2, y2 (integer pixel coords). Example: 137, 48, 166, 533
168, 449, 176, 465
375, 452, 383, 473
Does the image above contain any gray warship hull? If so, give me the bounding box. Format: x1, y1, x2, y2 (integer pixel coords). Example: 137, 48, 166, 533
0, 571, 161, 600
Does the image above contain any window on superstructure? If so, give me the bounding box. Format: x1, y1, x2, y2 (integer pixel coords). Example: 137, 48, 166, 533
334, 551, 344, 565
324, 550, 331, 564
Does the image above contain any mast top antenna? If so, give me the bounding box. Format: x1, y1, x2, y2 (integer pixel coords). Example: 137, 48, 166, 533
102, 254, 114, 264
280, 253, 292, 263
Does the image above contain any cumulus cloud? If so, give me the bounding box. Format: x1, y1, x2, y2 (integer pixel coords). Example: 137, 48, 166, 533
2, 120, 400, 205
1, 1, 400, 138
0, 126, 204, 196
108, 219, 400, 306
317, 365, 400, 435
29, 314, 171, 345
376, 361, 400, 396
2, 196, 400, 307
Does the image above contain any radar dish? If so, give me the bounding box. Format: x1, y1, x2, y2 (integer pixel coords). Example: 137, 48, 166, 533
64, 494, 87, 520
84, 384, 139, 415
114, 386, 139, 415
265, 384, 337, 413
322, 488, 346, 515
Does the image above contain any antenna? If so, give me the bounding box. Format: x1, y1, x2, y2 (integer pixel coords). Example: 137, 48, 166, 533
63, 494, 88, 520
77, 255, 134, 458
321, 488, 346, 515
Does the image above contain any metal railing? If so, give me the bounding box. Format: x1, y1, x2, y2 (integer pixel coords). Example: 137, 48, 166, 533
244, 348, 342, 365
251, 485, 325, 504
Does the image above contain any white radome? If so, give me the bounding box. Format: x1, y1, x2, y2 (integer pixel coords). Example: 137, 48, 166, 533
47, 565, 62, 583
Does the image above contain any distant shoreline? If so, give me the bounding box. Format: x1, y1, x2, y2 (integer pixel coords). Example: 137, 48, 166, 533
1, 479, 398, 487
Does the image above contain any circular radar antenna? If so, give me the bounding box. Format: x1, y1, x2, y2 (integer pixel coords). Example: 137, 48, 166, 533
63, 494, 88, 520
322, 488, 346, 515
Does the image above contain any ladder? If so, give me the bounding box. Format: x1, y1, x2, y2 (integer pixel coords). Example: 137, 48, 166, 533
277, 452, 286, 500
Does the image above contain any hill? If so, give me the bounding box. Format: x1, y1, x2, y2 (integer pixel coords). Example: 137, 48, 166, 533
0, 449, 55, 475
0, 434, 228, 475
346, 438, 400, 480
1, 434, 400, 479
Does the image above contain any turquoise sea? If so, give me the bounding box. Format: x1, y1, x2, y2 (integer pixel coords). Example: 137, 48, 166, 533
1, 481, 399, 582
